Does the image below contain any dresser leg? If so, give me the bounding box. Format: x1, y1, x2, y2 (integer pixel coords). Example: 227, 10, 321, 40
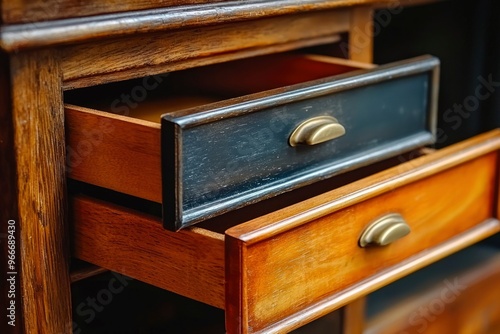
10, 50, 72, 334
342, 297, 366, 334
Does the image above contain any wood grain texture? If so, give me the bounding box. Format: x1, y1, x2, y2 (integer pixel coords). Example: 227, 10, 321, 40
69, 131, 500, 333
11, 50, 72, 333
0, 53, 23, 334
65, 105, 162, 203
71, 196, 226, 309
349, 6, 373, 63
1, 0, 228, 23
64, 35, 342, 89
224, 131, 500, 333
61, 10, 349, 87
365, 247, 500, 334
0, 0, 427, 49
228, 219, 500, 333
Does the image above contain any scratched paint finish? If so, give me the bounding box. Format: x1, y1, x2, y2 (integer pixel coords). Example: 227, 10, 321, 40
174, 74, 429, 225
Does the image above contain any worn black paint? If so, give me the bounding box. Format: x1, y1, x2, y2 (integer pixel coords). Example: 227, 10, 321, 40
162, 56, 440, 230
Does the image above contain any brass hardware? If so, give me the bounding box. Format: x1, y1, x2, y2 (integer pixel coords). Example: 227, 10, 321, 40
359, 213, 411, 247
289, 116, 345, 147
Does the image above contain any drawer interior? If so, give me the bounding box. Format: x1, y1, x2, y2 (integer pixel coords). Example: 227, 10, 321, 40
65, 53, 372, 123
65, 51, 438, 230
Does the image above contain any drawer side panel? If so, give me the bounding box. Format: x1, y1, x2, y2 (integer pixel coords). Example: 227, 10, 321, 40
71, 196, 225, 309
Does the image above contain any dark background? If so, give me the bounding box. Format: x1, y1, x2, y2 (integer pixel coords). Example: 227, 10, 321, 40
374, 0, 500, 147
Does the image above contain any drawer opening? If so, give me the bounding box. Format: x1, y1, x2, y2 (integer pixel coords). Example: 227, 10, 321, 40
68, 148, 429, 234
65, 52, 439, 230
65, 52, 371, 124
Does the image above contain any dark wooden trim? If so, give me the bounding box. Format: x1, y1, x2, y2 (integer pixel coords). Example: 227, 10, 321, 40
11, 50, 72, 333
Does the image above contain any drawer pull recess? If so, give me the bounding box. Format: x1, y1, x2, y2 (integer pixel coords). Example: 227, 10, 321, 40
289, 116, 346, 147
359, 213, 411, 247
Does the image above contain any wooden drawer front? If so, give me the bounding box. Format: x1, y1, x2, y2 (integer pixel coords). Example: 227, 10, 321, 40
164, 55, 439, 230
66, 54, 438, 231
71, 131, 500, 334
225, 131, 500, 333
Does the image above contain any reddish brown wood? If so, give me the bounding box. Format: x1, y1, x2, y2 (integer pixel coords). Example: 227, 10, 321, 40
225, 131, 500, 333
11, 50, 72, 334
71, 196, 226, 309
65, 105, 162, 203
0, 52, 23, 334
2, 0, 227, 23
227, 130, 500, 239
69, 130, 500, 334
0, 0, 441, 50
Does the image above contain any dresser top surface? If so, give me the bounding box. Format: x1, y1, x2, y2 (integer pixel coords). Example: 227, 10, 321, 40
1, 0, 406, 24
0, 0, 437, 52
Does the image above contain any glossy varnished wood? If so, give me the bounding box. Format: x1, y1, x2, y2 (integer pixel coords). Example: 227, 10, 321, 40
224, 130, 500, 333
71, 196, 225, 309
1, 0, 227, 23
71, 131, 500, 333
10, 50, 72, 334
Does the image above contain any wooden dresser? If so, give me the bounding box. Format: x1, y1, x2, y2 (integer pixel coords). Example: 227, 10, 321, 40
1, 1, 499, 333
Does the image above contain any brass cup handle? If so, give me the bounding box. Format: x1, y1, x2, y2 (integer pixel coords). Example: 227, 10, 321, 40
289, 116, 346, 147
359, 213, 411, 247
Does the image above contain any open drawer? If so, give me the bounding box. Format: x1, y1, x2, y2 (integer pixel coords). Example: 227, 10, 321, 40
65, 53, 439, 230
71, 130, 500, 333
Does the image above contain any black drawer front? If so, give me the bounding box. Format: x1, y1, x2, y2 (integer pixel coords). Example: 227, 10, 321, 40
162, 55, 439, 230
